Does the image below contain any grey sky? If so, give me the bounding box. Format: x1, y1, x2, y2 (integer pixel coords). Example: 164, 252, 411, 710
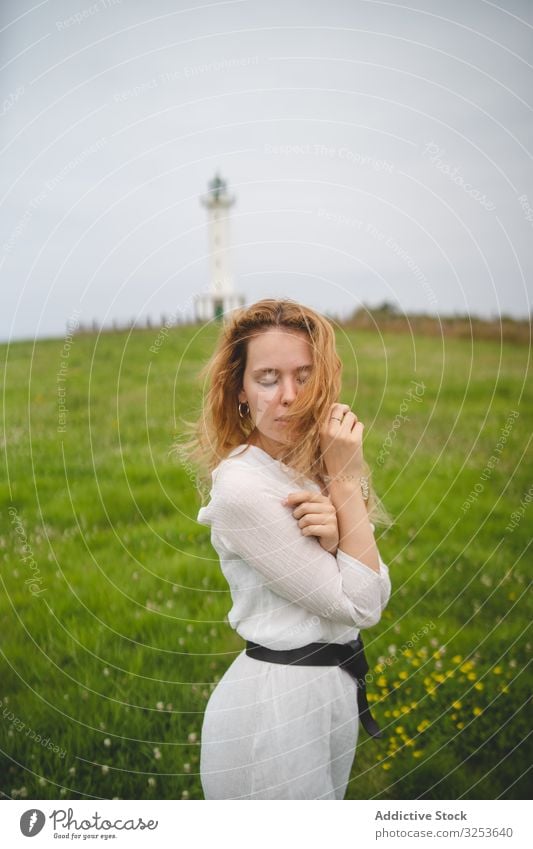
1, 0, 532, 342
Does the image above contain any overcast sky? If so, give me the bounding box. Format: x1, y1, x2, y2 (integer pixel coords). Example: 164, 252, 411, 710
1, 0, 532, 342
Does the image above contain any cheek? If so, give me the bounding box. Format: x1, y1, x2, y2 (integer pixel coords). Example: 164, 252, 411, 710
255, 386, 278, 402
253, 387, 278, 418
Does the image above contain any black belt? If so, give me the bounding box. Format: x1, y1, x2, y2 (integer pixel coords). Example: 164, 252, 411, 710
245, 632, 383, 739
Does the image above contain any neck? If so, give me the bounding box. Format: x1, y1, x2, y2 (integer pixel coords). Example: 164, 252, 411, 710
247, 430, 326, 493
247, 428, 287, 461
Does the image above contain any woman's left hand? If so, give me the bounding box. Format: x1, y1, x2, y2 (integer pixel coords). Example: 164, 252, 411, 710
283, 490, 339, 555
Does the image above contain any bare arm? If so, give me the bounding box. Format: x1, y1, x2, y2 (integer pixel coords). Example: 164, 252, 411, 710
328, 479, 380, 573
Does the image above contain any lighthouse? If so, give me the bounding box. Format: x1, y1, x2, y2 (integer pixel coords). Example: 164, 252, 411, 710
194, 173, 245, 322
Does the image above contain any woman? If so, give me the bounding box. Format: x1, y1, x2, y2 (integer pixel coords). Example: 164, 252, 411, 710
177, 298, 393, 800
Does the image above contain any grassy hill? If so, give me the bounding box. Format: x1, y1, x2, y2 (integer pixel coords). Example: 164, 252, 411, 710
1, 323, 531, 800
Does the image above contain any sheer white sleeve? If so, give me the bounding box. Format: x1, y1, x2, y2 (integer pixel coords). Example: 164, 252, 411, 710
202, 462, 392, 629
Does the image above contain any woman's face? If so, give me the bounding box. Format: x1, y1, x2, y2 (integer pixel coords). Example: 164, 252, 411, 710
238, 327, 313, 453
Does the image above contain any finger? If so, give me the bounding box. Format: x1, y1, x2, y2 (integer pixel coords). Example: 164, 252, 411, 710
339, 409, 357, 422
329, 410, 356, 435
322, 403, 350, 425
337, 413, 363, 435
301, 523, 331, 536
325, 405, 352, 425
299, 514, 331, 528
284, 490, 325, 505
292, 502, 332, 519
329, 409, 357, 427
291, 500, 331, 518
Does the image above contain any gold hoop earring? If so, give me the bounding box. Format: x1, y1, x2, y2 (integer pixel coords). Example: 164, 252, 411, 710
238, 401, 249, 419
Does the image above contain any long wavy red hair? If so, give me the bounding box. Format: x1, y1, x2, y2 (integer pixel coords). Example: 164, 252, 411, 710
172, 298, 392, 526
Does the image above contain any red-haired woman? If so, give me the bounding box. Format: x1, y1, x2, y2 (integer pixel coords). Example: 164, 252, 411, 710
178, 298, 393, 799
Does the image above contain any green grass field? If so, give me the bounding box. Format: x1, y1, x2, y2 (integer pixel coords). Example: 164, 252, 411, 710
1, 323, 531, 800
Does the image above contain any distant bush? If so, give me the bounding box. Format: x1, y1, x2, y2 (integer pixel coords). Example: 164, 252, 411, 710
344, 303, 531, 343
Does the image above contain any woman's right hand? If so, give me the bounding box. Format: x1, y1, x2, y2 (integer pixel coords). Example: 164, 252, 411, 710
319, 402, 365, 479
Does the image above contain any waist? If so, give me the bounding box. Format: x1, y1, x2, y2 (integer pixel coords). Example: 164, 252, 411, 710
245, 636, 369, 676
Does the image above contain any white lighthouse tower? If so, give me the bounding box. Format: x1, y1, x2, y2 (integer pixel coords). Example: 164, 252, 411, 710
194, 173, 245, 322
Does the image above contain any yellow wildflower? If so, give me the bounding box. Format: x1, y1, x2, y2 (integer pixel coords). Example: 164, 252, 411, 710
452, 700, 462, 710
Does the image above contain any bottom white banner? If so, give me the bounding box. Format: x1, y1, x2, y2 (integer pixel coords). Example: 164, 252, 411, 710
2, 799, 528, 848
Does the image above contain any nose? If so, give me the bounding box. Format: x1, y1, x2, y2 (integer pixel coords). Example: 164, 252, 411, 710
279, 376, 298, 406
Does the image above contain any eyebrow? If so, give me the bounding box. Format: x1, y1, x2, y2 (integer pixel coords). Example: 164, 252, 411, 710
252, 365, 313, 375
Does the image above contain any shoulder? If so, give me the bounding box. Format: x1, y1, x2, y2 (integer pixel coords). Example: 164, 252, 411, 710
216, 444, 257, 472
213, 455, 287, 512
216, 456, 271, 495
213, 444, 258, 476
216, 458, 254, 485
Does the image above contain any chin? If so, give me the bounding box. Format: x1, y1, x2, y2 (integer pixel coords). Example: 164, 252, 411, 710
261, 429, 286, 445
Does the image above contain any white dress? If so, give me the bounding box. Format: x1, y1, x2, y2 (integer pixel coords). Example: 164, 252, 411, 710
197, 444, 392, 800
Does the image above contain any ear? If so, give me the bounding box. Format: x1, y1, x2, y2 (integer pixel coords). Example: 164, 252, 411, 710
238, 390, 246, 403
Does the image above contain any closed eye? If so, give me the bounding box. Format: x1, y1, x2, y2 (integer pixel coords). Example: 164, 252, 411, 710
257, 367, 311, 386
259, 376, 309, 386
